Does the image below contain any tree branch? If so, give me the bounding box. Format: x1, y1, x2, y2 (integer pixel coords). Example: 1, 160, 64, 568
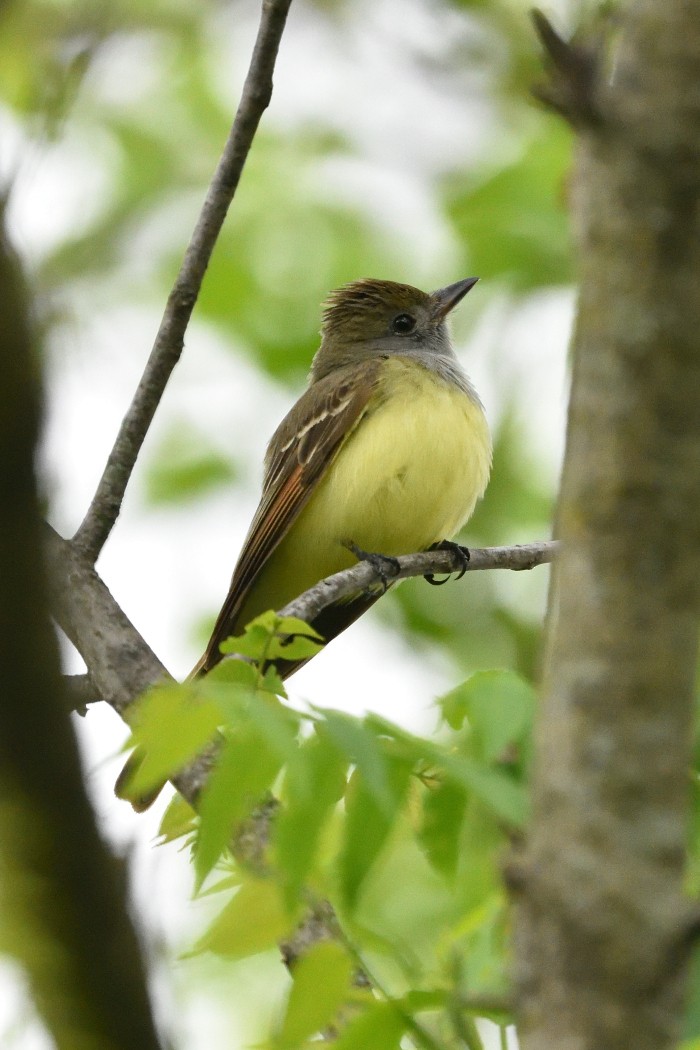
47, 526, 170, 717
531, 9, 605, 127
49, 536, 556, 805
49, 532, 555, 1023
280, 540, 557, 625
52, 539, 557, 720
72, 0, 294, 565
64, 673, 98, 714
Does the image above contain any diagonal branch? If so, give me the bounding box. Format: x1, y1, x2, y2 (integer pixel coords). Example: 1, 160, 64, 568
47, 526, 171, 716
530, 8, 605, 127
73, 0, 294, 565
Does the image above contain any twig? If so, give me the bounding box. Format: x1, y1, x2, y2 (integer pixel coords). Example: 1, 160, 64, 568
73, 0, 295, 564
280, 541, 558, 626
530, 9, 604, 127
64, 672, 99, 714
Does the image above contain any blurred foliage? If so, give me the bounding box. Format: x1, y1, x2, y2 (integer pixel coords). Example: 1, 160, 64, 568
447, 120, 573, 290
142, 419, 238, 504
0, 0, 585, 1045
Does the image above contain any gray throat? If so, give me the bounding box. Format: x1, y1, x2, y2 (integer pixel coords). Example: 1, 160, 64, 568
401, 349, 484, 408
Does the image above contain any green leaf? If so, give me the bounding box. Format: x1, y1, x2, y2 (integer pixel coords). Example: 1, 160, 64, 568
194, 711, 295, 887
219, 614, 278, 661
442, 753, 528, 828
321, 711, 395, 812
361, 710, 528, 826
262, 664, 288, 697
276, 941, 354, 1047
217, 612, 324, 668
274, 616, 325, 640
339, 755, 411, 910
156, 792, 197, 845
440, 670, 535, 762
333, 1003, 405, 1050
203, 659, 261, 709
400, 989, 448, 1013
418, 778, 468, 879
267, 614, 325, 662
192, 878, 298, 960
124, 683, 221, 796
268, 631, 325, 662
275, 729, 349, 906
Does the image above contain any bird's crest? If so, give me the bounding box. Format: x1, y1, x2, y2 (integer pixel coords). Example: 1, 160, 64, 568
321, 278, 429, 335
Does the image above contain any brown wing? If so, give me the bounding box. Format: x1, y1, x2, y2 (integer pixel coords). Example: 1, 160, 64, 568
193, 361, 382, 676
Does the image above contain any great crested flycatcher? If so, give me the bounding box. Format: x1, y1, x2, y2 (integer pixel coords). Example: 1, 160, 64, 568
117, 277, 491, 806
193, 275, 491, 676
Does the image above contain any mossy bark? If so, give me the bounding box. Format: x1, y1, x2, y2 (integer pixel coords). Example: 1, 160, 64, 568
516, 3, 700, 1048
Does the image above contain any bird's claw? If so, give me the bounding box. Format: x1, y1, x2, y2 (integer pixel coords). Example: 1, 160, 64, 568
424, 540, 470, 586
346, 541, 401, 594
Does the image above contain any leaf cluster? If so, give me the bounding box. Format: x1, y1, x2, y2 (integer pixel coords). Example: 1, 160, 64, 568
122, 613, 535, 1048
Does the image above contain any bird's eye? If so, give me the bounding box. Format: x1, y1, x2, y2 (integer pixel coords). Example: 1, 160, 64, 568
391, 313, 416, 334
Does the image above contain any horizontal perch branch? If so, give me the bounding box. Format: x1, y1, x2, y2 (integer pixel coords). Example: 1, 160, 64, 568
280, 539, 558, 624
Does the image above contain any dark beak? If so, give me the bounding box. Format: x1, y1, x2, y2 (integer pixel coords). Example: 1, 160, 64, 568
430, 277, 479, 322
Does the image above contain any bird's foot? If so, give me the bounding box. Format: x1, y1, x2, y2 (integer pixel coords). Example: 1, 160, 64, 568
346, 541, 401, 594
424, 539, 470, 586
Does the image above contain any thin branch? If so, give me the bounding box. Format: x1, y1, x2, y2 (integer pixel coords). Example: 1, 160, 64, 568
64, 673, 99, 714
530, 9, 604, 127
50, 537, 557, 727
280, 540, 558, 625
49, 534, 556, 807
73, 0, 294, 564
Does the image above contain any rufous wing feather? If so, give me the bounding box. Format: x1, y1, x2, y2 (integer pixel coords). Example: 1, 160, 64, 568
194, 360, 382, 676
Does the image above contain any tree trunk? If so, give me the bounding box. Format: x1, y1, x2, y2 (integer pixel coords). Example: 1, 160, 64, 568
515, 3, 700, 1048
0, 222, 162, 1050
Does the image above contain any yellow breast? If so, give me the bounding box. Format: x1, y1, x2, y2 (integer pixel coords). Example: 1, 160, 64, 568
242, 357, 491, 622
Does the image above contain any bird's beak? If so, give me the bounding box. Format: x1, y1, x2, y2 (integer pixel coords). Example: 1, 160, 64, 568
430, 277, 479, 322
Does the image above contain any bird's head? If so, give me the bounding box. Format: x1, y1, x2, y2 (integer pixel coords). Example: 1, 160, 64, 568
311, 277, 478, 380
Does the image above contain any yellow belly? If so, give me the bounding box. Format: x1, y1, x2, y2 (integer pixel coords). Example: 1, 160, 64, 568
240, 357, 491, 622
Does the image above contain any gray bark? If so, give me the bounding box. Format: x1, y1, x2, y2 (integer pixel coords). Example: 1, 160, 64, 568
515, 3, 700, 1048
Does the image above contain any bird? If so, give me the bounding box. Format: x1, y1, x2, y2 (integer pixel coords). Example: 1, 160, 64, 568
117, 277, 491, 808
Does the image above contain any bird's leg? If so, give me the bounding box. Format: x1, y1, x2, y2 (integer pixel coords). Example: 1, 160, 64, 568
424, 539, 470, 586
345, 541, 401, 594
